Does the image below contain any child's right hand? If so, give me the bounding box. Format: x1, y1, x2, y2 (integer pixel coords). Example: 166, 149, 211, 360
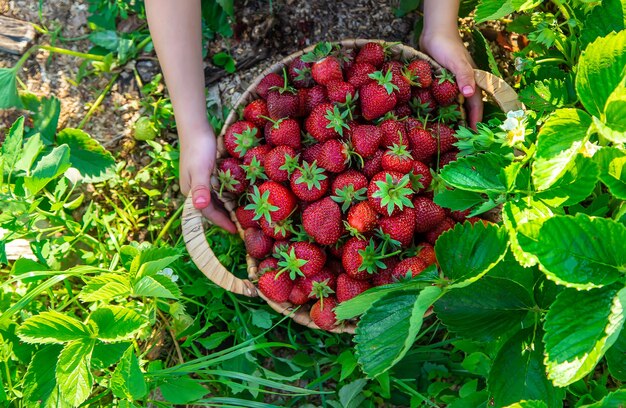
179, 125, 237, 234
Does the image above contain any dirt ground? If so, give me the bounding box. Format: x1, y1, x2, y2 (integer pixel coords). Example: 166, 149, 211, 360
0, 0, 515, 151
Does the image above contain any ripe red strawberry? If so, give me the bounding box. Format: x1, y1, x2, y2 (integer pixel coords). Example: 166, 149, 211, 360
259, 217, 293, 240
393, 103, 412, 118
408, 127, 438, 162
311, 56, 343, 85
413, 196, 446, 233
410, 161, 433, 192
346, 62, 376, 88
236, 206, 258, 229
451, 209, 471, 222
383, 61, 411, 103
258, 257, 279, 274
439, 151, 458, 168
392, 257, 428, 281
258, 269, 293, 303
246, 181, 297, 223
243, 145, 272, 165
327, 80, 356, 104
310, 296, 338, 331
381, 143, 414, 174
264, 145, 298, 182
265, 118, 301, 150
430, 123, 457, 153
256, 73, 283, 99
217, 158, 248, 196
372, 257, 398, 286
356, 42, 385, 68
273, 240, 290, 256
417, 242, 437, 266
306, 103, 343, 142
333, 46, 357, 71
425, 217, 456, 245
331, 169, 369, 211
290, 161, 329, 202
376, 118, 406, 148
404, 117, 422, 132
406, 59, 433, 88
318, 139, 350, 173
244, 228, 274, 259
411, 87, 437, 113
278, 241, 326, 279
288, 56, 314, 88
302, 143, 324, 163
302, 85, 329, 114
298, 268, 336, 300
361, 149, 384, 178
379, 207, 416, 248
289, 284, 310, 305
351, 124, 383, 158
347, 201, 379, 235
360, 70, 398, 120
432, 70, 459, 106
336, 273, 371, 302
367, 171, 415, 216
224, 121, 260, 159
342, 237, 381, 280
243, 99, 269, 129
302, 197, 344, 245
267, 90, 299, 120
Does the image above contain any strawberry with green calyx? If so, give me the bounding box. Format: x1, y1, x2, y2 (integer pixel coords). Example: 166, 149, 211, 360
276, 246, 308, 279
300, 41, 334, 64
289, 284, 310, 305
243, 99, 270, 128
224, 121, 261, 159
325, 105, 351, 137
332, 45, 357, 71
351, 124, 383, 158
267, 68, 299, 119
380, 117, 408, 148
217, 158, 248, 196
260, 217, 293, 240
343, 237, 400, 280
361, 149, 384, 178
432, 69, 459, 106
379, 206, 416, 248
346, 62, 376, 88
272, 240, 291, 257
263, 116, 301, 150
288, 55, 314, 88
355, 42, 387, 69
327, 80, 356, 104
346, 201, 379, 236
382, 61, 411, 104
436, 104, 462, 124
430, 122, 458, 154
336, 91, 359, 122
264, 146, 298, 182
381, 143, 414, 174
310, 296, 338, 331
258, 257, 279, 274
391, 257, 428, 281
413, 196, 446, 233
330, 169, 368, 212
372, 257, 399, 286
258, 269, 294, 303
374, 226, 403, 251
290, 161, 329, 202
306, 103, 341, 142
417, 242, 437, 266
240, 155, 267, 185
256, 73, 284, 99
318, 139, 362, 174
360, 70, 399, 120
302, 197, 344, 245
409, 161, 429, 192
311, 56, 344, 85
411, 88, 437, 114
245, 181, 296, 224
408, 125, 438, 162
336, 273, 372, 303
298, 268, 336, 301
368, 171, 415, 216
405, 59, 433, 88
244, 228, 274, 259
425, 217, 456, 245
236, 206, 258, 229
283, 241, 326, 278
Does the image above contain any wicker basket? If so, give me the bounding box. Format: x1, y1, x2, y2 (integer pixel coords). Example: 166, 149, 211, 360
182, 39, 522, 334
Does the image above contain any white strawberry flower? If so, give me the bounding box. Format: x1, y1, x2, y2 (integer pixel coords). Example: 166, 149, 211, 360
500, 110, 527, 147
157, 267, 179, 282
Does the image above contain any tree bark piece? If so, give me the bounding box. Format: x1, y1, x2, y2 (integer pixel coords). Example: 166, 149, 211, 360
0, 16, 36, 55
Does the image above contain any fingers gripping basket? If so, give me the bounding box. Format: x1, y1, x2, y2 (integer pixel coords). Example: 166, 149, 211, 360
182, 39, 522, 334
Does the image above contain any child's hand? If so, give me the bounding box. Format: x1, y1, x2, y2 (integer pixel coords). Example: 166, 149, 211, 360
180, 125, 237, 234
420, 0, 482, 127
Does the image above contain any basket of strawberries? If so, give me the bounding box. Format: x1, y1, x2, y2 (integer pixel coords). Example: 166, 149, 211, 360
182, 39, 522, 333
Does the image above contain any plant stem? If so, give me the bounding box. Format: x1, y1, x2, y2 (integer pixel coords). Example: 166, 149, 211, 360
154, 204, 184, 245
78, 72, 120, 129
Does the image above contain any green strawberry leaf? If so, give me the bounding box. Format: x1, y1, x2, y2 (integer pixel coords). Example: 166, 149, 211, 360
543, 285, 626, 387
519, 77, 576, 112
474, 0, 514, 24
578, 390, 626, 408
535, 155, 599, 207
594, 77, 626, 144
594, 147, 626, 200
0, 67, 23, 109
440, 152, 510, 193
605, 326, 626, 381
581, 0, 626, 47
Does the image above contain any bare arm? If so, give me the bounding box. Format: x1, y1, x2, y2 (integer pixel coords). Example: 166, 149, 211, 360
420, 0, 483, 128
145, 0, 236, 233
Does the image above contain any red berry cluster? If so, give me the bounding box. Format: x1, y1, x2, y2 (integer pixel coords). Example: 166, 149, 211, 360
218, 41, 479, 331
